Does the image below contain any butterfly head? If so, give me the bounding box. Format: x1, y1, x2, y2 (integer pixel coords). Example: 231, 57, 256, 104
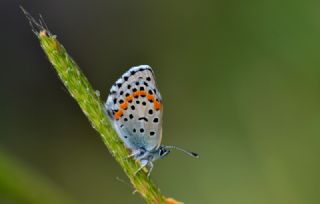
158, 145, 171, 158
149, 146, 171, 161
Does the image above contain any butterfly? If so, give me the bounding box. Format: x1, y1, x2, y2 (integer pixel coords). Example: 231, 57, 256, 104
105, 65, 198, 176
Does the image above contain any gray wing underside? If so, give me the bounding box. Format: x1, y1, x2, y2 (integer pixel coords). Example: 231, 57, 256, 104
105, 65, 163, 151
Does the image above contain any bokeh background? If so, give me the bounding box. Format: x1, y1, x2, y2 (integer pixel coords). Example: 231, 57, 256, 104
1, 0, 320, 203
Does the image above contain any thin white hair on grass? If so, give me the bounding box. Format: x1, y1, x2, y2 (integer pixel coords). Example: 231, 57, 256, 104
20, 6, 51, 36
39, 14, 49, 31
115, 177, 138, 194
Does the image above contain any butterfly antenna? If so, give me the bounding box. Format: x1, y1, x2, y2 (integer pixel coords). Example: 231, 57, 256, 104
165, 146, 199, 158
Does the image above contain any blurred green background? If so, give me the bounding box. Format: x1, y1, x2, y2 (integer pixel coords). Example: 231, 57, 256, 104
1, 0, 320, 203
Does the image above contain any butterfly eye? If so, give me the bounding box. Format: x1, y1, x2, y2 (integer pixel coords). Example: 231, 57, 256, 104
159, 148, 168, 156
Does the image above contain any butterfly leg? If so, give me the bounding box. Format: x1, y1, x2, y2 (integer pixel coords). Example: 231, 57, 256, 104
125, 149, 145, 160
147, 162, 154, 177
134, 159, 148, 176
125, 149, 141, 160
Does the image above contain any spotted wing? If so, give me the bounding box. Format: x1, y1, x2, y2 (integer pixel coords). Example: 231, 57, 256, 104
105, 65, 163, 151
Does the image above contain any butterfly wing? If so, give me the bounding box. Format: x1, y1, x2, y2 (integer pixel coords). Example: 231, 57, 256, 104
105, 65, 163, 151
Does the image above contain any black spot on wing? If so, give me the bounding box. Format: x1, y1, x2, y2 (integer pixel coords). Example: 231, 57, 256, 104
138, 117, 148, 122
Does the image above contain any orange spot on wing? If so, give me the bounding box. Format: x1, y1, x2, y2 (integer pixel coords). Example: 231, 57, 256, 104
133, 91, 139, 97
147, 94, 155, 102
114, 110, 123, 120
120, 101, 128, 110
154, 100, 161, 110
139, 91, 147, 97
126, 95, 133, 102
